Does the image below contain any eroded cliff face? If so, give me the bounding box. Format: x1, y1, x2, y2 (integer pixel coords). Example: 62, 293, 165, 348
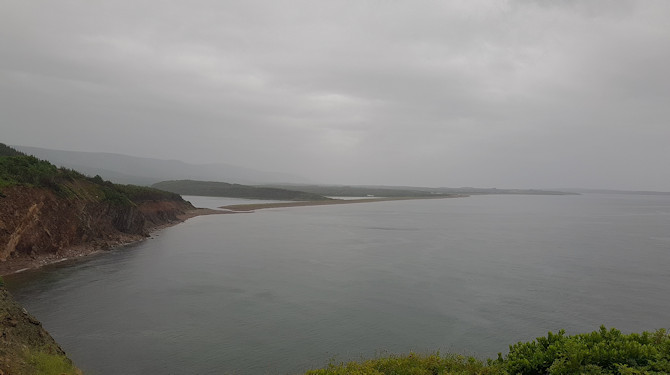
0, 184, 194, 273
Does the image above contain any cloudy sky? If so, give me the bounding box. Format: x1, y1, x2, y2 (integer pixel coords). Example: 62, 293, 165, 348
1, 0, 669, 190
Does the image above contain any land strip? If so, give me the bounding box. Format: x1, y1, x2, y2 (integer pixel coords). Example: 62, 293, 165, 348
221, 195, 467, 212
1, 197, 464, 275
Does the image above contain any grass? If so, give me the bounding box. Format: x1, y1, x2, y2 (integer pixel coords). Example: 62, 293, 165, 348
306, 353, 501, 375
27, 351, 82, 375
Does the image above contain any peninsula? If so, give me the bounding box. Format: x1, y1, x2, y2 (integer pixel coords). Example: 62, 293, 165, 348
221, 195, 465, 212
0, 144, 223, 276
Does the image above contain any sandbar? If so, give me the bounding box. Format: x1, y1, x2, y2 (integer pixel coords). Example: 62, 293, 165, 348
220, 195, 466, 212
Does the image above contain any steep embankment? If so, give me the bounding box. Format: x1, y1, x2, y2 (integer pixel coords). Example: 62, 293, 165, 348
0, 183, 195, 275
0, 144, 211, 372
0, 287, 81, 374
0, 144, 201, 275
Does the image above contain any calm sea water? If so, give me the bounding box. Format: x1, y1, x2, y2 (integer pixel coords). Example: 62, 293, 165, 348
6, 194, 670, 374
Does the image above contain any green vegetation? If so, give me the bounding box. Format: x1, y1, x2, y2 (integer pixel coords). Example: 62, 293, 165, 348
267, 184, 452, 198
268, 184, 576, 197
0, 153, 83, 190
0, 143, 25, 157
27, 350, 81, 375
307, 353, 500, 375
113, 182, 183, 202
307, 327, 670, 375
152, 179, 332, 201
0, 143, 83, 190
0, 143, 184, 205
1, 288, 82, 375
503, 326, 670, 375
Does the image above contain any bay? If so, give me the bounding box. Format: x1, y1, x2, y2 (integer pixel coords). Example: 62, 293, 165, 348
6, 194, 670, 374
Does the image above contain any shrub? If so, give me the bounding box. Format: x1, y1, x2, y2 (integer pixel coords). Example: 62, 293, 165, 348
0, 152, 182, 205
0, 143, 24, 157
503, 326, 670, 375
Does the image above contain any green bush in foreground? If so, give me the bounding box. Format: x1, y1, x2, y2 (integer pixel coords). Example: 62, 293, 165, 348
504, 326, 670, 375
306, 327, 670, 375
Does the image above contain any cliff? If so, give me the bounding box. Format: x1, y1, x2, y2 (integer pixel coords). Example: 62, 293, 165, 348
0, 143, 199, 275
0, 183, 195, 275
0, 144, 212, 373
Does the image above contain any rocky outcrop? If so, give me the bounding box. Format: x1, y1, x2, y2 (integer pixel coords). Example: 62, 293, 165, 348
0, 287, 81, 374
0, 184, 194, 274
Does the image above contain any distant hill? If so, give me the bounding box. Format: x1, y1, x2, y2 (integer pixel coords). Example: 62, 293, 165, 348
555, 188, 670, 196
402, 186, 577, 195
12, 146, 308, 186
265, 184, 454, 198
265, 184, 573, 197
153, 180, 332, 201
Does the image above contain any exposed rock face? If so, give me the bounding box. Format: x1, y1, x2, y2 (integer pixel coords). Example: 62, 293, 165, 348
0, 185, 194, 272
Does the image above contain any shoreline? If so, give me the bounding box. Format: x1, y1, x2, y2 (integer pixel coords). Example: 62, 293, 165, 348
1, 196, 466, 276
220, 195, 467, 212
0, 207, 230, 277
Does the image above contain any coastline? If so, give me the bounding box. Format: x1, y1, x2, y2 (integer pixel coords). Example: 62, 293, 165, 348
220, 195, 467, 212
0, 207, 229, 276
1, 196, 466, 276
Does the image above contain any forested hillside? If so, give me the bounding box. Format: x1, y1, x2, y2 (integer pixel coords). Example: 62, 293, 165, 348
0, 143, 195, 274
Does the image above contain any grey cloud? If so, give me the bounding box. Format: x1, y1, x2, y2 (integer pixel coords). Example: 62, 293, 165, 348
2, 0, 669, 190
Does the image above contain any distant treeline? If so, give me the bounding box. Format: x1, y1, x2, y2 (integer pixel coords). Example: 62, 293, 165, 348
267, 184, 576, 197
152, 180, 332, 201
265, 184, 455, 198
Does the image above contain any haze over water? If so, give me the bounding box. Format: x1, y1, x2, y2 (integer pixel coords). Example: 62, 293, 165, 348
6, 194, 670, 374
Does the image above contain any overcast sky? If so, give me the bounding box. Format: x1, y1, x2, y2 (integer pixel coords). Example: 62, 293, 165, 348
1, 0, 669, 190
